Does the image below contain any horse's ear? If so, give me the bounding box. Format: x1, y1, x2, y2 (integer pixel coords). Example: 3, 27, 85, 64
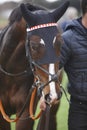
20, 3, 36, 26
50, 1, 70, 22
26, 3, 46, 11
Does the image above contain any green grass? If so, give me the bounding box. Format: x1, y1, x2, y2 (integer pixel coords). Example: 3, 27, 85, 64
0, 19, 8, 28
57, 72, 69, 130
57, 90, 69, 130
11, 72, 69, 130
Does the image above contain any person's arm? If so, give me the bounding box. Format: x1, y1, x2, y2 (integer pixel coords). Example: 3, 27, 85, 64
59, 31, 72, 69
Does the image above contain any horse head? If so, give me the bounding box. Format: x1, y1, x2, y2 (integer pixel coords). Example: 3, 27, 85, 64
20, 1, 69, 106
27, 34, 63, 106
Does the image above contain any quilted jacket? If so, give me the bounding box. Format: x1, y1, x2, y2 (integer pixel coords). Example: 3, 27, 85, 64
60, 17, 87, 101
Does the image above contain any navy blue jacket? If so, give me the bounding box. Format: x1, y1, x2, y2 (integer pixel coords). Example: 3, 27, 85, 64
60, 17, 87, 101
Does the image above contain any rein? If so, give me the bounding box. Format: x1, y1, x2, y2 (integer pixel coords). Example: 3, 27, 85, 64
29, 86, 42, 120
0, 100, 19, 122
0, 86, 35, 122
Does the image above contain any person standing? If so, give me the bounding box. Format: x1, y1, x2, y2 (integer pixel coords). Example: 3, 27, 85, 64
59, 0, 87, 130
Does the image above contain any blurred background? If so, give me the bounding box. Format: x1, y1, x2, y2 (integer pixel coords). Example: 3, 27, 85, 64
0, 0, 81, 29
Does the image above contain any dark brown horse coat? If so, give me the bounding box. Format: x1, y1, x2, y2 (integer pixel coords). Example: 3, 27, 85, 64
0, 1, 69, 130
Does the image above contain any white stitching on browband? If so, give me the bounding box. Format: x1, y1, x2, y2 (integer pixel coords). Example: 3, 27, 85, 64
27, 23, 57, 32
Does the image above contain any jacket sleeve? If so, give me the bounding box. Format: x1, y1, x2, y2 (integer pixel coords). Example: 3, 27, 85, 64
59, 30, 72, 69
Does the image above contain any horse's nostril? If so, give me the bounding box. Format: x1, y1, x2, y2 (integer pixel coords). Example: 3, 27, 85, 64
45, 93, 51, 102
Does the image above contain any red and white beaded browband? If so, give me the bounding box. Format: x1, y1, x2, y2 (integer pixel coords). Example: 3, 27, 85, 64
27, 23, 57, 32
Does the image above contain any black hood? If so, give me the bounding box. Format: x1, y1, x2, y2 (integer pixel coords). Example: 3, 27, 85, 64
20, 1, 69, 65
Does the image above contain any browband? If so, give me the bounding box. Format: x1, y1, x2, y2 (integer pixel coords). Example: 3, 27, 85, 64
27, 23, 57, 32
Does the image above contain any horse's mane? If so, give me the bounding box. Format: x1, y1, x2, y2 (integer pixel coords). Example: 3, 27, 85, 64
8, 7, 22, 25
8, 3, 46, 25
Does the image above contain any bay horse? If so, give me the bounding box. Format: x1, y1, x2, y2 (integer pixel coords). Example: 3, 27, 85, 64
0, 1, 69, 130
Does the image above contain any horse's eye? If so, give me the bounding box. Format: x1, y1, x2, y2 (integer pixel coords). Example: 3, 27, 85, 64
29, 37, 46, 61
